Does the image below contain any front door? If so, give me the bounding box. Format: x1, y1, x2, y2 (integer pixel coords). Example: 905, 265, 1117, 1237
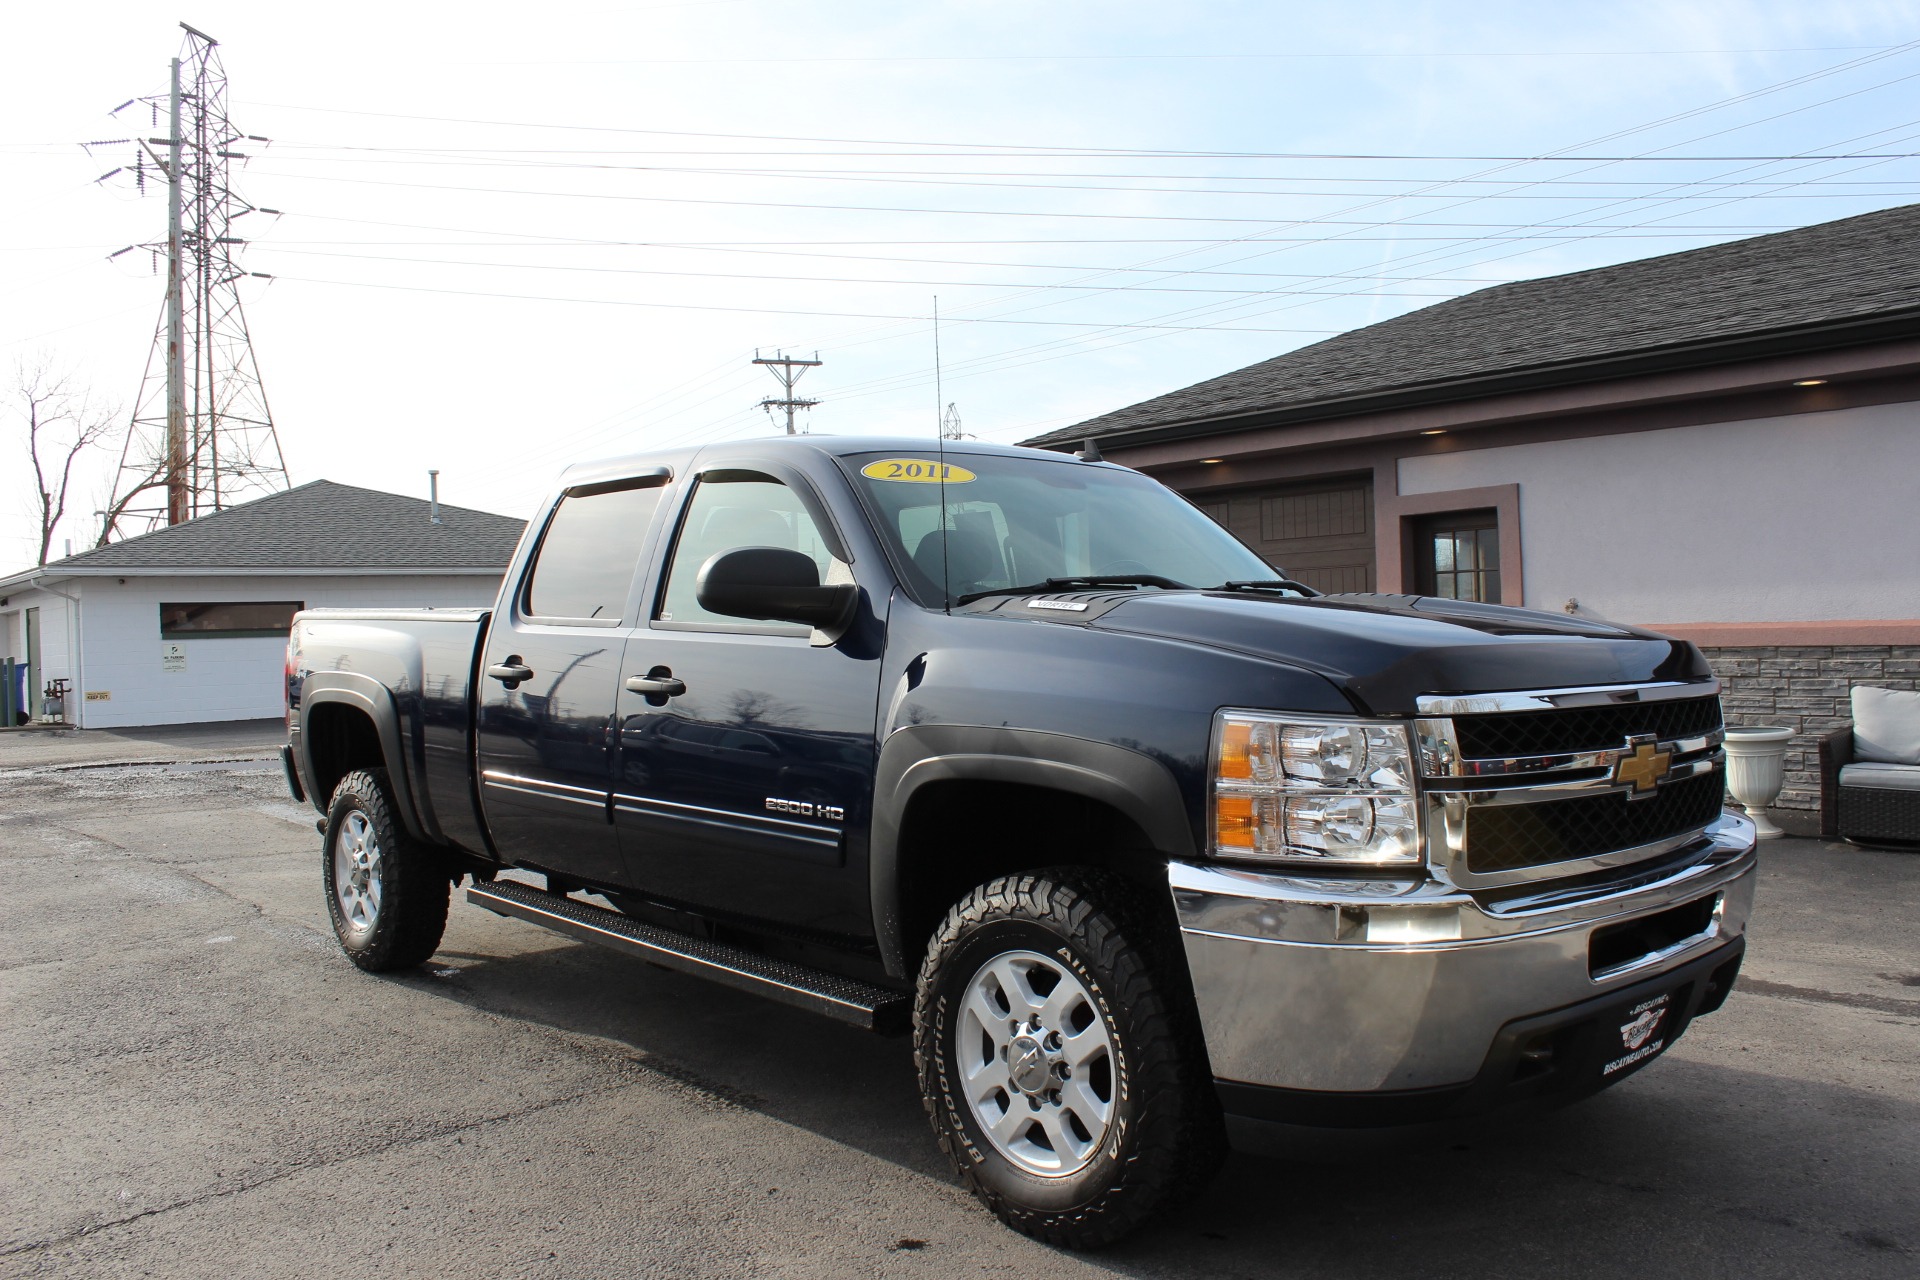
613, 466, 882, 937
476, 475, 668, 890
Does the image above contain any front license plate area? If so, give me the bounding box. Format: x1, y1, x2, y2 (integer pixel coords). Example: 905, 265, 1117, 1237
1598, 988, 1677, 1081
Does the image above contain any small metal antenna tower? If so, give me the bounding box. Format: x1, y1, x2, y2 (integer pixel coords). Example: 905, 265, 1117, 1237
753, 350, 822, 434
98, 22, 289, 541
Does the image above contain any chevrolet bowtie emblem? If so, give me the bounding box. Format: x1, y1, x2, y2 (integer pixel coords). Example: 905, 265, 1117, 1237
1612, 736, 1673, 795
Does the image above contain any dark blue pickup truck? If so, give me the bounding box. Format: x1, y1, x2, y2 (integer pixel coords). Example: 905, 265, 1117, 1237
283, 435, 1755, 1247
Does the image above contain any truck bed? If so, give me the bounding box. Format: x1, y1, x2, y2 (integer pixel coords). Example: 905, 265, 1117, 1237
290, 607, 492, 854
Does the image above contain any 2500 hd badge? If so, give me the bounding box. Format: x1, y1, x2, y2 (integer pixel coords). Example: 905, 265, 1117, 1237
766, 796, 845, 821
283, 435, 1756, 1248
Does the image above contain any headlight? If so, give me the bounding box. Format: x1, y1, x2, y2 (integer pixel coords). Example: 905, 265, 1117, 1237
1211, 712, 1420, 865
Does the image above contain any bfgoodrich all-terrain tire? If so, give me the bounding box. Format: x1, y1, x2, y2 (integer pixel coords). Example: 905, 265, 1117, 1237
914, 870, 1225, 1248
323, 768, 449, 972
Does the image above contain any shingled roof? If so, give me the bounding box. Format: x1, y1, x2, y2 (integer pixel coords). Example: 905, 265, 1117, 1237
6, 480, 525, 582
1026, 201, 1920, 449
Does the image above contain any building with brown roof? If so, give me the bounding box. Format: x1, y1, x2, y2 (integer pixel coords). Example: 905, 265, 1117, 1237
1028, 203, 1920, 821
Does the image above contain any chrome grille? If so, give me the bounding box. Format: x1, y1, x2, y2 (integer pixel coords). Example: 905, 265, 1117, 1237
1465, 770, 1726, 873
1416, 681, 1728, 887
1452, 695, 1724, 761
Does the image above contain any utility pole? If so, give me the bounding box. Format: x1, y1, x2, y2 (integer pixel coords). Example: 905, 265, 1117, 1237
753, 351, 822, 435
164, 55, 186, 526
97, 22, 289, 541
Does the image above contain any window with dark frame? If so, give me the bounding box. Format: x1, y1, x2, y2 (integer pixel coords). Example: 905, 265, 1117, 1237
159, 601, 305, 639
521, 476, 667, 622
656, 471, 833, 631
1413, 510, 1501, 603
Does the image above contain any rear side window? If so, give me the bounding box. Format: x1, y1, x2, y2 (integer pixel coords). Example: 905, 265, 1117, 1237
522, 478, 666, 621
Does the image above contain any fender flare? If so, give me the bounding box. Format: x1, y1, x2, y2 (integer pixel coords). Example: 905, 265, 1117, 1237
298, 672, 435, 843
869, 723, 1195, 977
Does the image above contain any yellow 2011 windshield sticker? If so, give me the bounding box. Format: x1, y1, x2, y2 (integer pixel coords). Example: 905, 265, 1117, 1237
860, 458, 976, 483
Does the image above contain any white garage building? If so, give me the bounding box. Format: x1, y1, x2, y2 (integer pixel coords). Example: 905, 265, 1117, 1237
0, 480, 525, 729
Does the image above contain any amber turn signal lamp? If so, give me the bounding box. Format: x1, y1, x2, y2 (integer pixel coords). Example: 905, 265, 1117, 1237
1218, 720, 1253, 780
1214, 794, 1256, 849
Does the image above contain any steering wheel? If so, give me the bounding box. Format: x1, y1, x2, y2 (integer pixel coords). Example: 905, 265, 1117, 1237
1093, 559, 1151, 576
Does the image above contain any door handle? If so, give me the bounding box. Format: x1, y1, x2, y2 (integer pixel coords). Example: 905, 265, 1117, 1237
487, 661, 534, 687
626, 673, 687, 697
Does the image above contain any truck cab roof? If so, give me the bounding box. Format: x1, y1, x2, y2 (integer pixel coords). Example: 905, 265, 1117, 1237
555, 433, 1091, 490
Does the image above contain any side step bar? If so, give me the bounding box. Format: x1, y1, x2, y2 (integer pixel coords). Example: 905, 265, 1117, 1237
466, 879, 911, 1032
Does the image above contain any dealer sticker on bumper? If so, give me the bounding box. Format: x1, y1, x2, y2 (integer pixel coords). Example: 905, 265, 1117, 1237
1602, 992, 1672, 1077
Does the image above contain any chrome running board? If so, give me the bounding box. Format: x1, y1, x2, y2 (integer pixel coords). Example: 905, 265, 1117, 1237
466, 879, 910, 1032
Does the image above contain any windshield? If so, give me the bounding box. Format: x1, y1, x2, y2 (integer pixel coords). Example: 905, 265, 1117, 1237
842, 450, 1274, 607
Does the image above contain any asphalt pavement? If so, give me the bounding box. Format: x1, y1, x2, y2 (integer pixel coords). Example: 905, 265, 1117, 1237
0, 748, 1915, 1278
0, 719, 284, 771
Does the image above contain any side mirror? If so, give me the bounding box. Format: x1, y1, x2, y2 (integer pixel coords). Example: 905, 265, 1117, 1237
695, 547, 858, 634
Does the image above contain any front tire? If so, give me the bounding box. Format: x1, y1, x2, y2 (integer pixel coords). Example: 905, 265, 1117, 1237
914, 870, 1224, 1249
323, 768, 449, 972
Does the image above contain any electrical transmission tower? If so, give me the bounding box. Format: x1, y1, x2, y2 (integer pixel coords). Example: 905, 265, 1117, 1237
753, 351, 821, 435
97, 22, 289, 542
940, 402, 966, 440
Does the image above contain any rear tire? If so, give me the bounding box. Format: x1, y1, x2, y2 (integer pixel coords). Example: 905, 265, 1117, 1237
323, 768, 449, 972
914, 870, 1224, 1249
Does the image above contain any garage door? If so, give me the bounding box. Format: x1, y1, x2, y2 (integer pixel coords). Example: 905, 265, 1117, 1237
1190, 477, 1375, 594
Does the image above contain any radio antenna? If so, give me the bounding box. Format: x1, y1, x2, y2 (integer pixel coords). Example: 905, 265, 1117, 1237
934, 295, 950, 614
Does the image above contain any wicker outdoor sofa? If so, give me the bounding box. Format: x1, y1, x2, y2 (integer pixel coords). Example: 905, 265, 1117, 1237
1818, 685, 1920, 847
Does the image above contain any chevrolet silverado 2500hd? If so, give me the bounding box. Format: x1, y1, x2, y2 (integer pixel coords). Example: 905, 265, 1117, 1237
283, 436, 1755, 1247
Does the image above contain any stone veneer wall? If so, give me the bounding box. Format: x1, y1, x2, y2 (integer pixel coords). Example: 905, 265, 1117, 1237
1701, 644, 1920, 822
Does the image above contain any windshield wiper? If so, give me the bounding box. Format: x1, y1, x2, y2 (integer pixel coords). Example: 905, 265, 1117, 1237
1212, 578, 1322, 597
954, 575, 1189, 606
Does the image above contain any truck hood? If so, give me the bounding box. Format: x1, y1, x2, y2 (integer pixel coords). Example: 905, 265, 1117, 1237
1089, 591, 1707, 715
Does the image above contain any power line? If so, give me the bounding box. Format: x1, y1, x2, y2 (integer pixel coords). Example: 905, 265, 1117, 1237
468, 45, 1898, 65
245, 91, 1920, 160
268, 274, 1348, 333
239, 168, 1832, 227
248, 246, 1478, 297
246, 152, 1920, 201
223, 39, 1920, 464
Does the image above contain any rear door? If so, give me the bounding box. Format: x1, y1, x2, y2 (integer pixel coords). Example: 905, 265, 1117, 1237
612, 463, 883, 936
476, 473, 669, 890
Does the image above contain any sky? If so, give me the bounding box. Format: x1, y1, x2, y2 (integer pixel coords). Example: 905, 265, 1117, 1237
3, 0, 1919, 571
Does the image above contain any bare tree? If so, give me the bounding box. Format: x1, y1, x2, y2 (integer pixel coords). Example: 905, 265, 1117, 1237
11, 360, 117, 565
94, 450, 168, 548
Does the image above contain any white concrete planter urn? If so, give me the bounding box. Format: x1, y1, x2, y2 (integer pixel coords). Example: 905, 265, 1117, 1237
1723, 727, 1794, 840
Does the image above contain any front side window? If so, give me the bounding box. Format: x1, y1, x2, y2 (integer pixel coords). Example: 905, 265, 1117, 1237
1415, 510, 1501, 602
842, 451, 1273, 607
657, 470, 835, 630
522, 477, 666, 621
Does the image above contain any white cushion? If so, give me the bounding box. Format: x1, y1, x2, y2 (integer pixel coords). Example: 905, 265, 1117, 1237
1852, 686, 1920, 766
1838, 762, 1920, 792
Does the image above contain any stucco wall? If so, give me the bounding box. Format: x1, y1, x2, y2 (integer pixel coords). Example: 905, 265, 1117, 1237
1394, 401, 1920, 624
62, 573, 501, 729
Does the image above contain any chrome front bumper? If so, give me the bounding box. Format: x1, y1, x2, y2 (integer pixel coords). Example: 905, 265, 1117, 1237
1170, 813, 1757, 1095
